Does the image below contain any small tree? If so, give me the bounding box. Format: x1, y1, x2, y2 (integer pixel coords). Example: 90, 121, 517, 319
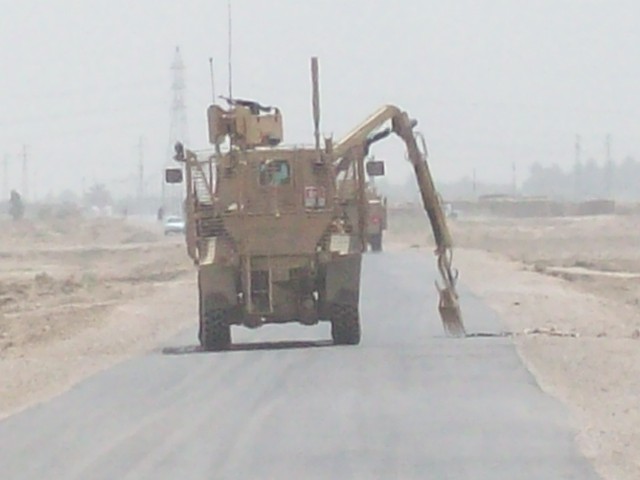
9, 190, 25, 221
84, 183, 112, 208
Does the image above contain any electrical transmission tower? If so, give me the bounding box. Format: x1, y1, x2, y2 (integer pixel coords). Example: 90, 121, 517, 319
168, 46, 189, 156
163, 46, 189, 214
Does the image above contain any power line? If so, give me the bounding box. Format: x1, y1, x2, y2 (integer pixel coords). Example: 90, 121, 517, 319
3, 78, 167, 103
0, 100, 166, 127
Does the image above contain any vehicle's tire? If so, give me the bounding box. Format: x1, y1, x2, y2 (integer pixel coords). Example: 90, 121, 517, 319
330, 304, 361, 345
370, 233, 383, 252
199, 309, 232, 351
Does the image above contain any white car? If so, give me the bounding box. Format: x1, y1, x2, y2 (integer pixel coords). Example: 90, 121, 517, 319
163, 216, 185, 235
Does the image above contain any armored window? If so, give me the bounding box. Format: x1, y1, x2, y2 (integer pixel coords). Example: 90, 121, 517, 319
259, 160, 291, 186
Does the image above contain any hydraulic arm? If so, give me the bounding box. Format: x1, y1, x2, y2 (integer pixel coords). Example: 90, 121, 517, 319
334, 105, 466, 337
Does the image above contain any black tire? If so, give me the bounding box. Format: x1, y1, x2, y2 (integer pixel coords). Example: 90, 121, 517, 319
199, 309, 232, 351
330, 304, 361, 345
369, 233, 383, 252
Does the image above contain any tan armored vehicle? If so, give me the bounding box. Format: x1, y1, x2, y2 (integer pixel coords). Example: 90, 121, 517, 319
166, 58, 464, 350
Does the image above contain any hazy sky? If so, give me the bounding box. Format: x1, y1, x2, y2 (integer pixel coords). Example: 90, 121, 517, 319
1, 0, 638, 198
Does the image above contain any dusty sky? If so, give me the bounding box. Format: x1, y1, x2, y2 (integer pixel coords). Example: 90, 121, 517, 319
1, 0, 638, 199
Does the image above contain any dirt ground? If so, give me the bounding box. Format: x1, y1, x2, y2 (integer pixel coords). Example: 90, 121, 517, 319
387, 210, 640, 480
2, 209, 639, 478
0, 215, 195, 418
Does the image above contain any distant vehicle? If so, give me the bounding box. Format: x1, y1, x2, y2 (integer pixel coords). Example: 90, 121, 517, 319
163, 216, 185, 235
365, 186, 387, 252
444, 203, 459, 219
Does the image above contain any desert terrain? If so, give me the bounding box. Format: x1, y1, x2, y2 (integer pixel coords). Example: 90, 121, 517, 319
2, 207, 639, 479
0, 214, 194, 418
387, 208, 640, 480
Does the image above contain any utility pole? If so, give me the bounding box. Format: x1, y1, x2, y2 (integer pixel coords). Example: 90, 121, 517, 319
472, 168, 477, 197
511, 162, 517, 195
21, 145, 28, 200
573, 134, 582, 199
605, 133, 613, 198
137, 136, 145, 200
2, 154, 8, 200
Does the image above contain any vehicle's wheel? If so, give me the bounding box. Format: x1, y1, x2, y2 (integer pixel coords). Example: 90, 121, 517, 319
370, 233, 383, 252
330, 304, 361, 345
199, 309, 232, 351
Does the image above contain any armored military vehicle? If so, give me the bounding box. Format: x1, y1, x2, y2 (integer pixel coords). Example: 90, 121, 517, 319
166, 58, 464, 350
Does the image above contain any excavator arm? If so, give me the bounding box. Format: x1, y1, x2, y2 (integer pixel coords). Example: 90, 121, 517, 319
334, 106, 466, 337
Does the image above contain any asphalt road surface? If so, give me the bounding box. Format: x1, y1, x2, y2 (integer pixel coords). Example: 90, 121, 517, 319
0, 252, 600, 479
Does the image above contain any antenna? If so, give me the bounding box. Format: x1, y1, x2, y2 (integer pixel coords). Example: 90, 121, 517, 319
227, 0, 233, 99
311, 57, 321, 153
209, 57, 216, 104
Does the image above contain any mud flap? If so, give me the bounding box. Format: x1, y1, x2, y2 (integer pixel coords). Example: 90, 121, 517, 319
325, 253, 362, 307
198, 264, 238, 314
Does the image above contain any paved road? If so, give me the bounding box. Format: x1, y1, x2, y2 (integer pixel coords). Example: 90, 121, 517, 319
0, 252, 599, 479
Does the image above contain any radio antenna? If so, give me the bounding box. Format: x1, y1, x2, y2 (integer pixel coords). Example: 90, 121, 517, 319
208, 57, 216, 104
227, 0, 233, 100
311, 57, 321, 154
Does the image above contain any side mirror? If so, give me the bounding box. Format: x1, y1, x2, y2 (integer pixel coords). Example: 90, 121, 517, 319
165, 168, 183, 184
366, 160, 385, 177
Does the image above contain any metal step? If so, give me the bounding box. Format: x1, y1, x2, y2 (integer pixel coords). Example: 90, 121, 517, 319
192, 168, 213, 204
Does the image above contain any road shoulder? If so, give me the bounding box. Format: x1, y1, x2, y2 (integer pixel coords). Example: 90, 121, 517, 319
454, 247, 639, 480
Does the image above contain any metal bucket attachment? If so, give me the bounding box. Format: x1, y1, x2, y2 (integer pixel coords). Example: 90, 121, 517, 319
436, 284, 466, 338
436, 250, 466, 338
